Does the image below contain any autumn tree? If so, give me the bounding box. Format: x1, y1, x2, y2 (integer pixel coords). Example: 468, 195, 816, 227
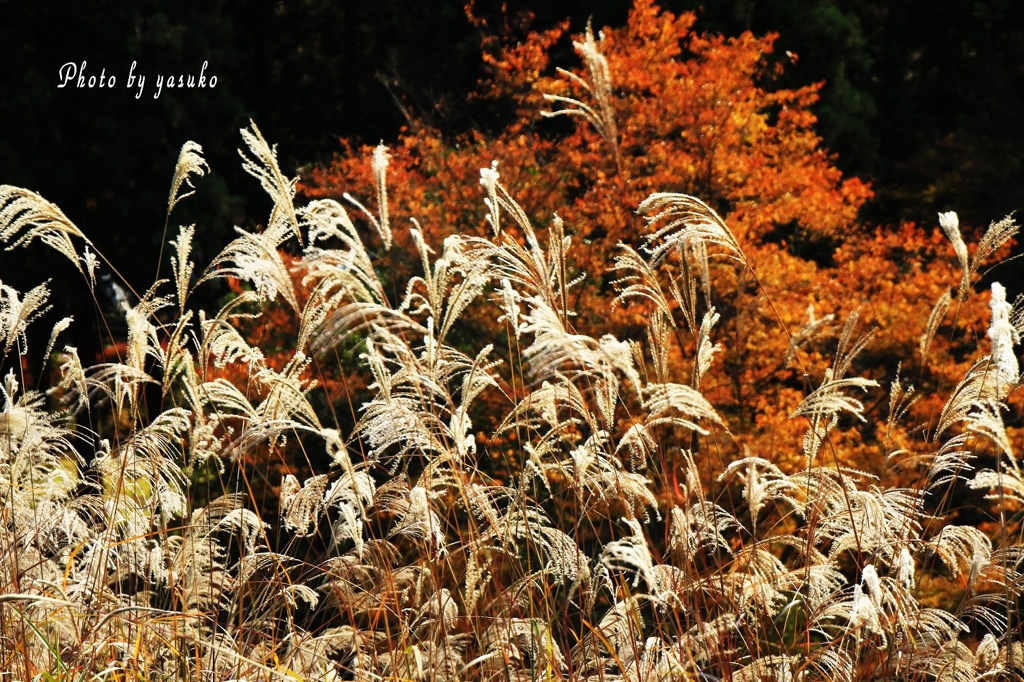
295, 0, 1011, 480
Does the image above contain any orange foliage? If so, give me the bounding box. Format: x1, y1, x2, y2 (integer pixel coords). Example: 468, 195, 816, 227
295, 0, 1007, 479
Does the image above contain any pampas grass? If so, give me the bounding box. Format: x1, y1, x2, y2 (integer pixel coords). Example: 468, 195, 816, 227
1, 112, 1022, 682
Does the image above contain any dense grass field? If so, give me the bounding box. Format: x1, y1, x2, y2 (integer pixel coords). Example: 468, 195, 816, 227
3, 5, 1024, 680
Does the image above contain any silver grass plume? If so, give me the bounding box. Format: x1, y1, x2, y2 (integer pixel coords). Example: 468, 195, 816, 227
571, 596, 645, 676
793, 369, 877, 463
623, 635, 687, 681
481, 617, 566, 680
324, 464, 375, 557
823, 486, 923, 560
637, 192, 746, 268
542, 22, 620, 169
301, 195, 405, 350
168, 494, 266, 611
56, 346, 89, 412
644, 381, 724, 435
972, 214, 1019, 275
338, 145, 397, 252
602, 517, 685, 605
968, 399, 1024, 504
0, 280, 51, 352
169, 224, 195, 313
987, 281, 1019, 398
94, 408, 192, 525
371, 143, 392, 249
930, 525, 992, 586
611, 243, 675, 321
938, 211, 970, 299
479, 501, 590, 587
565, 430, 659, 515
280, 473, 329, 537
667, 500, 740, 559
201, 222, 299, 310
480, 161, 501, 235
967, 399, 1015, 462
200, 298, 267, 372
467, 195, 578, 319
920, 290, 951, 362
389, 485, 447, 558
645, 311, 672, 384
238, 120, 300, 243
43, 315, 73, 367
935, 358, 1005, 438
401, 230, 491, 344
977, 633, 999, 671
883, 368, 918, 460
734, 656, 798, 682
832, 310, 874, 381
123, 286, 170, 376
938, 210, 1018, 302
80, 246, 99, 290
0, 185, 89, 273
167, 140, 209, 215
693, 307, 721, 389
718, 457, 800, 534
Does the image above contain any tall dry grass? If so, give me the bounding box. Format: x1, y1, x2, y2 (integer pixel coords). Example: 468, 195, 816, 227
1, 53, 1022, 682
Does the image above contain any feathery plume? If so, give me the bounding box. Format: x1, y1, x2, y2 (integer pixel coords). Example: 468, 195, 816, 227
920, 290, 951, 361
239, 120, 300, 243
693, 307, 721, 389
0, 280, 51, 352
80, 246, 99, 290
0, 186, 88, 272
987, 281, 1019, 397
170, 224, 195, 312
611, 244, 675, 320
939, 211, 970, 298
637, 192, 746, 267
43, 316, 73, 365
371, 143, 392, 249
972, 214, 1019, 275
480, 161, 501, 235
167, 141, 209, 215
542, 22, 620, 168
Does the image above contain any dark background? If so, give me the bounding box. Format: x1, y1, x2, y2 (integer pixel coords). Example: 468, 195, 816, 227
1, 0, 1022, 352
